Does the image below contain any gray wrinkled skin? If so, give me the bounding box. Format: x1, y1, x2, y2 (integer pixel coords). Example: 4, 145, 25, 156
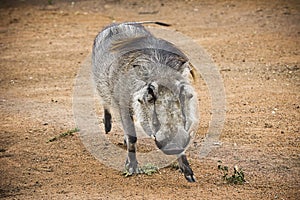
92, 22, 198, 182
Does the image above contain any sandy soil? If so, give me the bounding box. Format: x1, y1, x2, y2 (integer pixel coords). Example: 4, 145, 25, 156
0, 0, 299, 199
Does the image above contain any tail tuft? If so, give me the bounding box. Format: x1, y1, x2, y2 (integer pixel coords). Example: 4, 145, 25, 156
152, 21, 171, 27
124, 21, 171, 27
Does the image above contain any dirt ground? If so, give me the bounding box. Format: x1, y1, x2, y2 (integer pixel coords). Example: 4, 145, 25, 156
0, 0, 299, 199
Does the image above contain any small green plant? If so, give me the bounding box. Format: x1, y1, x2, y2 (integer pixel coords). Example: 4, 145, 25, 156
140, 163, 159, 175
48, 0, 53, 5
218, 160, 246, 184
122, 163, 159, 177
122, 170, 132, 177
47, 128, 79, 143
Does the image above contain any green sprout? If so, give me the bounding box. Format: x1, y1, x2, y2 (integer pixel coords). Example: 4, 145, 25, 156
47, 128, 79, 143
122, 163, 159, 177
218, 160, 246, 184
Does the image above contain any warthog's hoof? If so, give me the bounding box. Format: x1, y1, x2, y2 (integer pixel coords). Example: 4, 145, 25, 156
125, 160, 139, 175
185, 174, 196, 182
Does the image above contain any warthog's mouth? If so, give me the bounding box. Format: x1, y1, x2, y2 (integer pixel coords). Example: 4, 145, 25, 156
156, 144, 185, 155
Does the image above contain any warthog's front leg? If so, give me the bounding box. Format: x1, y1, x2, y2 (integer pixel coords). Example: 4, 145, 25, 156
120, 109, 139, 174
125, 135, 138, 174
178, 154, 196, 182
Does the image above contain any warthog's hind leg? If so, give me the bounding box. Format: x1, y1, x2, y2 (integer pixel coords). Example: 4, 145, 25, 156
104, 108, 112, 134
178, 154, 196, 182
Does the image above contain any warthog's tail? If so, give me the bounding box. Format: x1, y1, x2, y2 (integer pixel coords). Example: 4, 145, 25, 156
123, 21, 171, 27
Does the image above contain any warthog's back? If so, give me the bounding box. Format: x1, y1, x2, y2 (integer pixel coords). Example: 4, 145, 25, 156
92, 22, 190, 106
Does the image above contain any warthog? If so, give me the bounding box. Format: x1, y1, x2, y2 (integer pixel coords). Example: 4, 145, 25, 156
92, 22, 198, 182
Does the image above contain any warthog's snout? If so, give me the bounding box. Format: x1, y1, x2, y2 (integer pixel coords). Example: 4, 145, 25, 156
154, 128, 191, 155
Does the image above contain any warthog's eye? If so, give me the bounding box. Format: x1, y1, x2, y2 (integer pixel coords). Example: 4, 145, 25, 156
143, 94, 155, 104
137, 83, 158, 104
137, 94, 156, 104
145, 85, 157, 104
137, 93, 156, 104
146, 95, 156, 104
138, 99, 143, 104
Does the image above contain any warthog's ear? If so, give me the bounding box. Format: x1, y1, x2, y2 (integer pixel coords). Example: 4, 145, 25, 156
181, 62, 197, 82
